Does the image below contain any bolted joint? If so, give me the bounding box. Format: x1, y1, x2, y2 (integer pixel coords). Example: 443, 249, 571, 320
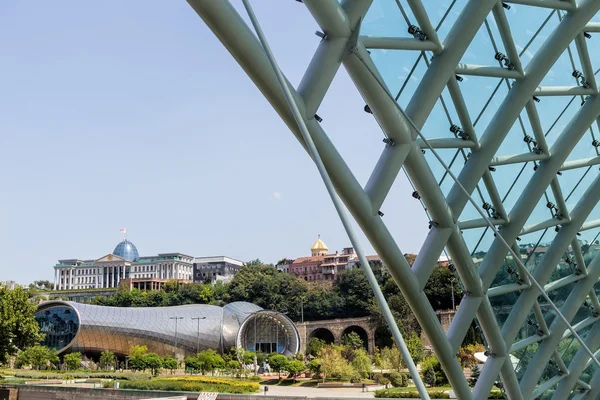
382, 137, 395, 147
428, 221, 440, 229
584, 32, 592, 39
377, 210, 384, 217
314, 114, 323, 123
502, 2, 511, 9
592, 139, 600, 148
315, 31, 328, 40
412, 191, 421, 200
364, 104, 372, 114
450, 124, 469, 140
533, 96, 541, 103
455, 74, 464, 82
408, 25, 427, 41
494, 51, 515, 70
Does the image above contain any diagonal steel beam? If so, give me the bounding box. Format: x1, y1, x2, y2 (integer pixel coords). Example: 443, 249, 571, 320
519, 254, 600, 397
446, 0, 600, 218
553, 321, 600, 399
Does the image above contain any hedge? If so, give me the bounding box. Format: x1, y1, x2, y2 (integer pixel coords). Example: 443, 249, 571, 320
118, 378, 259, 394
374, 388, 505, 399
6, 371, 151, 381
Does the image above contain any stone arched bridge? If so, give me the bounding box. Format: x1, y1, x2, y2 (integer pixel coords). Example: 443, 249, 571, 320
295, 316, 375, 354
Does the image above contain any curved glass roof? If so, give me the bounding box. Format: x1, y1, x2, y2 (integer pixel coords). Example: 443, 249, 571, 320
113, 239, 139, 261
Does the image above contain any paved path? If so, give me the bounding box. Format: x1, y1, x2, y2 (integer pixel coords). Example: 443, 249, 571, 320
255, 384, 386, 398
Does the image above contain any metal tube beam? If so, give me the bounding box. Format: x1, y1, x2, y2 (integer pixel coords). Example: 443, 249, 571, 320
553, 322, 600, 399
342, 45, 476, 400
489, 152, 548, 166
455, 63, 523, 79
360, 36, 438, 51
446, 0, 600, 219
533, 85, 595, 96
561, 156, 600, 171
237, 2, 430, 398
506, 0, 574, 10
416, 137, 477, 149
412, 227, 453, 291
519, 253, 600, 397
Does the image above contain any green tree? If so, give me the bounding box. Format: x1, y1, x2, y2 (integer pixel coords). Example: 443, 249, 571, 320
129, 345, 148, 372
421, 355, 448, 386
228, 263, 307, 320
185, 356, 201, 373
16, 346, 59, 370
196, 349, 225, 375
268, 354, 288, 378
143, 353, 163, 376
163, 356, 178, 373
31, 280, 52, 290
307, 358, 322, 375
99, 350, 116, 370
342, 332, 364, 350
424, 367, 436, 387
424, 266, 461, 310
350, 348, 371, 379
63, 352, 82, 371
305, 337, 326, 357
225, 360, 240, 376
0, 285, 44, 364
319, 345, 355, 382
405, 334, 424, 364
286, 359, 306, 382
380, 345, 403, 372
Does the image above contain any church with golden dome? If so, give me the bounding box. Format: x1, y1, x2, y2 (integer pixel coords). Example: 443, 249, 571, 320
310, 235, 329, 256
288, 236, 381, 282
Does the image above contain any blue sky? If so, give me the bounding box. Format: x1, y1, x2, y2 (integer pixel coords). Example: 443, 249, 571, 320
0, 1, 429, 283
4, 1, 597, 284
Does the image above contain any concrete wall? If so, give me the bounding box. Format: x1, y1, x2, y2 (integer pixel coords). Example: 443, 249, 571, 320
14, 386, 310, 400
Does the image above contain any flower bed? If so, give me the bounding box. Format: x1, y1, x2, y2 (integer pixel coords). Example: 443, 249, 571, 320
118, 377, 259, 394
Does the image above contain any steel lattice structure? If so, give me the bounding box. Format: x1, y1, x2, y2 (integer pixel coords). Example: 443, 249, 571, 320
187, 1, 600, 399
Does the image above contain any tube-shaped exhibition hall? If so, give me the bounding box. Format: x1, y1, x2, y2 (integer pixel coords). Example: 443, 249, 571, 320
35, 301, 300, 359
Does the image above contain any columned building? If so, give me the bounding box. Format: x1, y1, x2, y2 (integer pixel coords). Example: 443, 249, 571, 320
53, 240, 193, 290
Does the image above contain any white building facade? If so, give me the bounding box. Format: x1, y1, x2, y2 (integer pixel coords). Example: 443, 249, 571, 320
53, 240, 194, 290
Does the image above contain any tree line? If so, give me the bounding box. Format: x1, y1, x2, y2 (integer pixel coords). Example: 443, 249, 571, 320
91, 259, 475, 346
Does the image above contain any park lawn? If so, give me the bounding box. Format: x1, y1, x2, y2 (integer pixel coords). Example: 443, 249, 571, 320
116, 376, 260, 394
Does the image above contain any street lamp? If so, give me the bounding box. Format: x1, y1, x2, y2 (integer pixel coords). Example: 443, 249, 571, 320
169, 316, 184, 357
191, 316, 207, 354
449, 278, 457, 310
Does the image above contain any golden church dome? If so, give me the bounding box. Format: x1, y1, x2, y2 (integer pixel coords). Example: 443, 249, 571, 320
311, 235, 328, 256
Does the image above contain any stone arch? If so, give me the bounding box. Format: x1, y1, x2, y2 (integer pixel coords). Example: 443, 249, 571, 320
309, 327, 335, 344
341, 325, 369, 351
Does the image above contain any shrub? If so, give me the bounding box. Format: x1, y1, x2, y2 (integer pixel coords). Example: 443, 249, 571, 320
375, 389, 449, 399
387, 372, 408, 387
119, 376, 259, 394
421, 355, 448, 386
9, 370, 150, 381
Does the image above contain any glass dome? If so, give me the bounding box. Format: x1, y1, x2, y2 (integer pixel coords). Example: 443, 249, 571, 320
113, 239, 139, 261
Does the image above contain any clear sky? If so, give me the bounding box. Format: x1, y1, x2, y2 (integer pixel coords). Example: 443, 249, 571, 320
0, 1, 430, 283
5, 1, 596, 284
